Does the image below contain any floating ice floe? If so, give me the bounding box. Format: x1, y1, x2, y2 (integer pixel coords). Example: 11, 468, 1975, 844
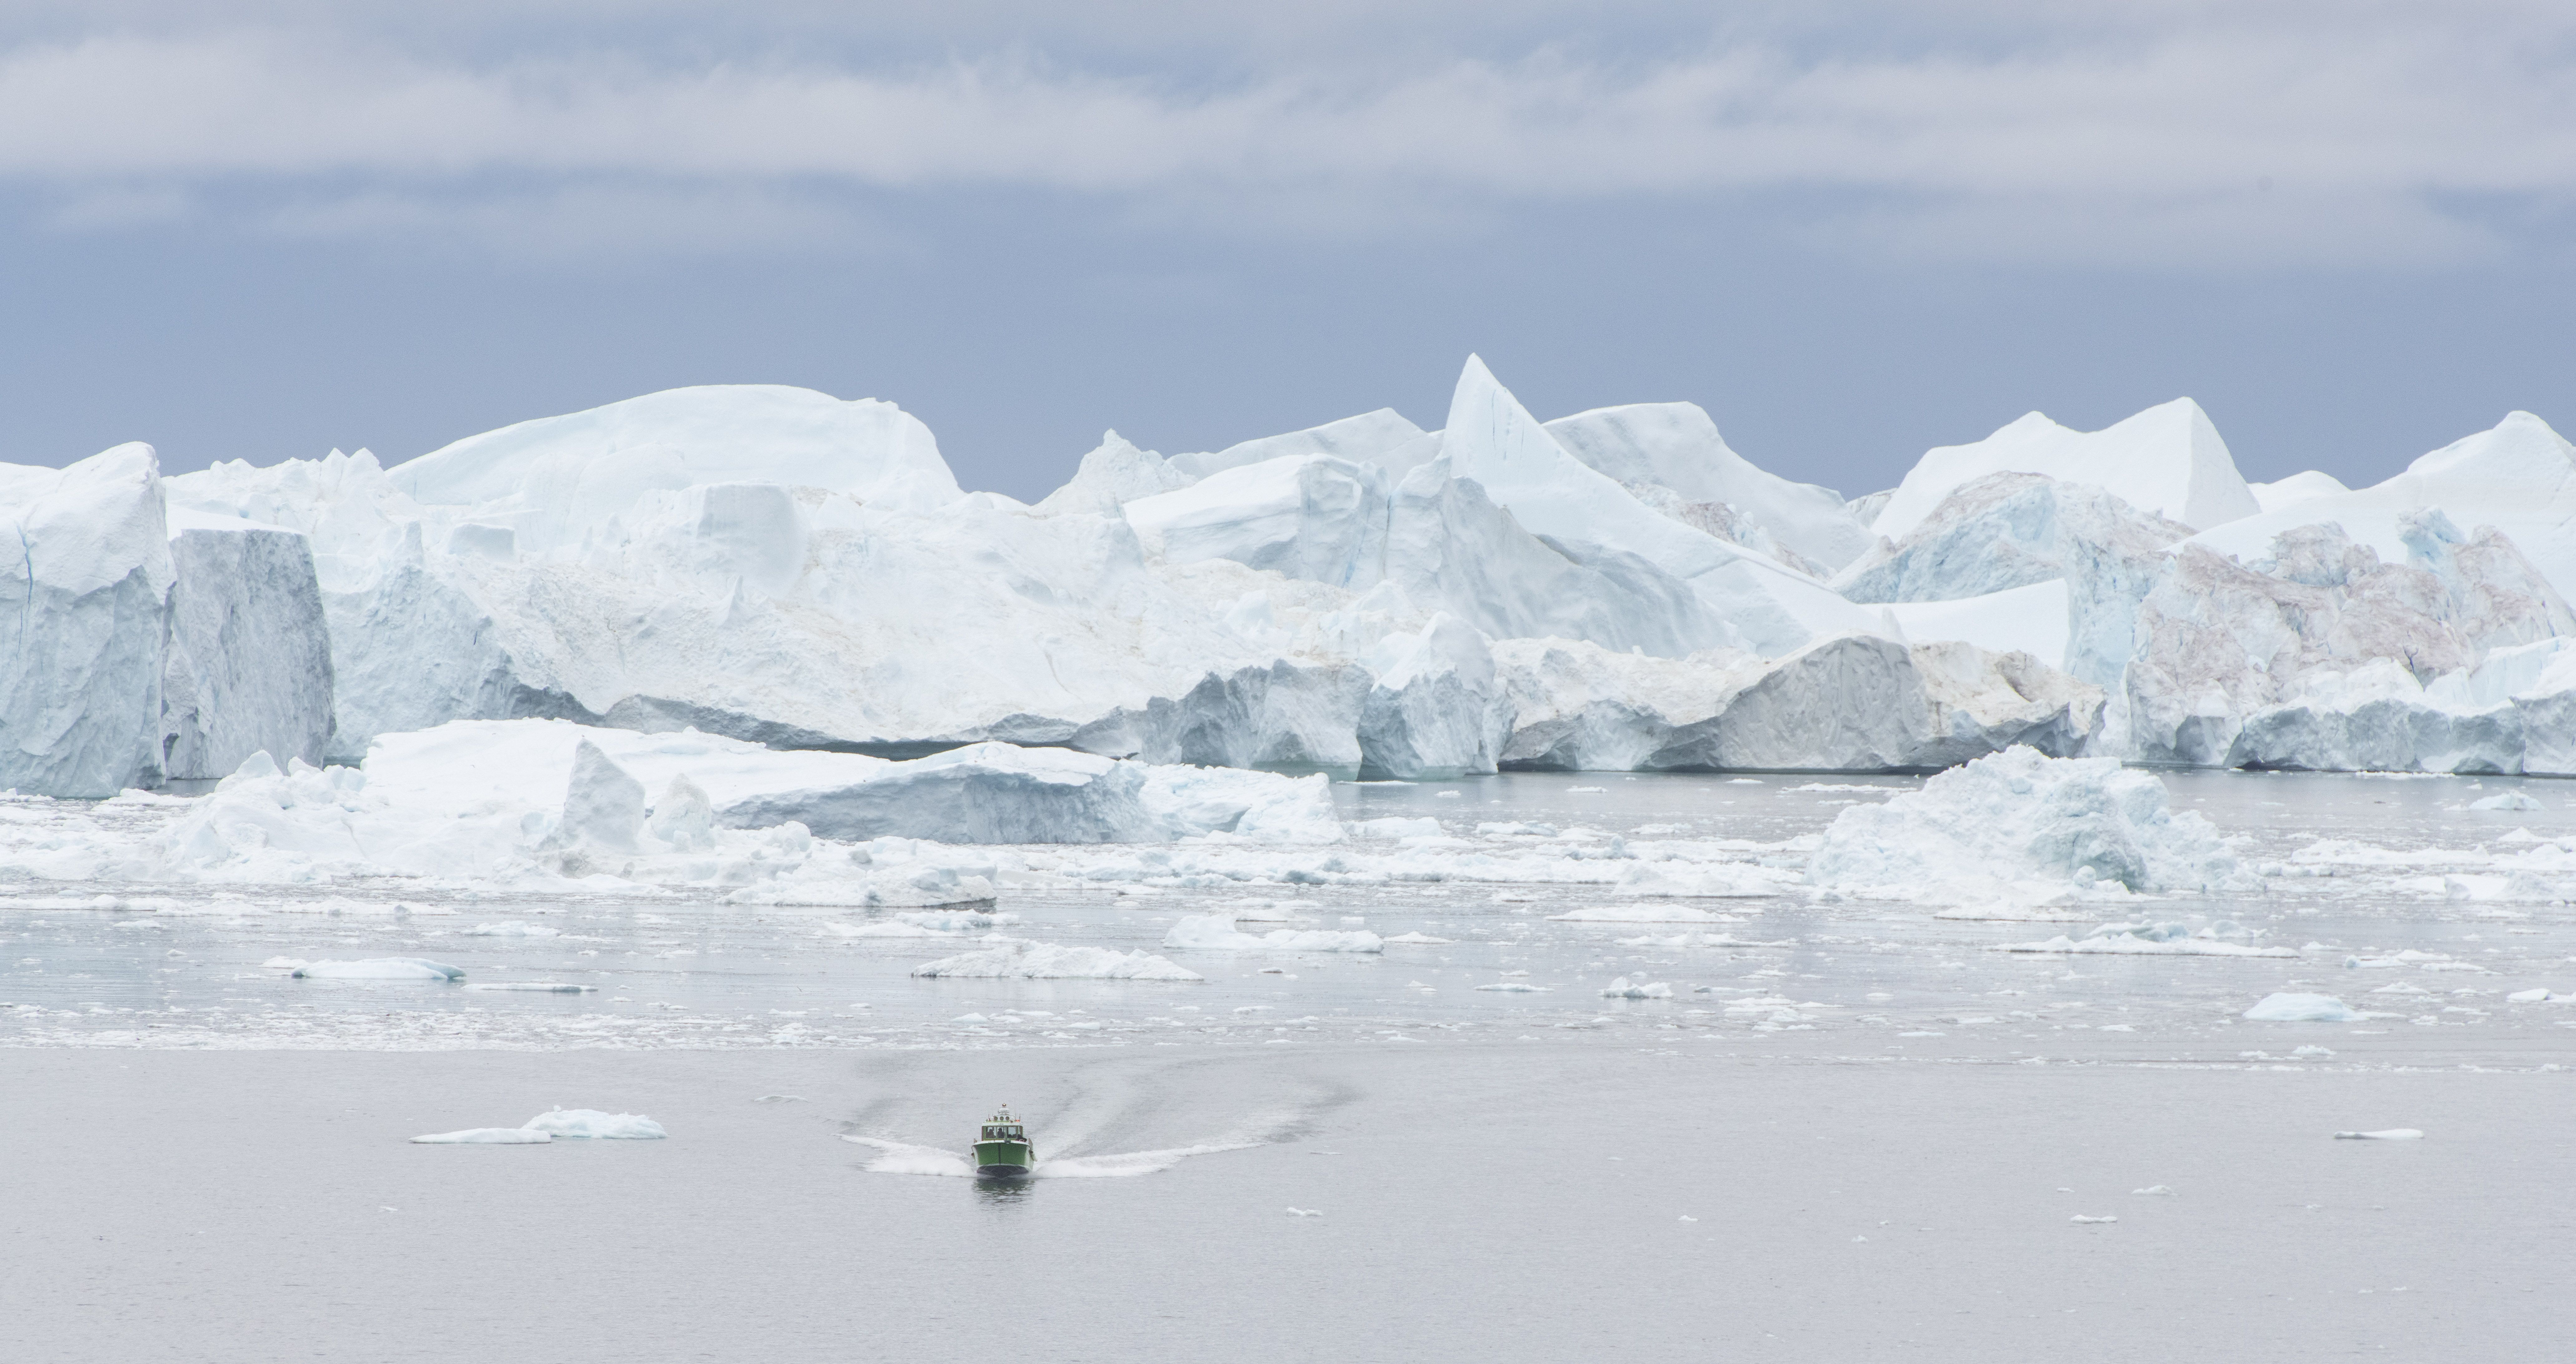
463, 982, 593, 993
411, 1128, 551, 1145
910, 937, 1203, 981
1549, 905, 1739, 924
1475, 982, 1550, 992
1382, 932, 1453, 944
279, 957, 465, 980
461, 922, 560, 937
2333, 1129, 2424, 1141
2003, 923, 2296, 958
2242, 993, 2364, 1022
523, 1108, 666, 1139
1161, 914, 1383, 953
1598, 977, 1674, 999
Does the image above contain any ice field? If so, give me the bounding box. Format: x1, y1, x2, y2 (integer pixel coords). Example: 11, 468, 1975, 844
7, 768, 2572, 1062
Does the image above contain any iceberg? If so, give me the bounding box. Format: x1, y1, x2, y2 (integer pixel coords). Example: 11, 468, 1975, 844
1355, 614, 1514, 779
161, 522, 336, 778
1030, 432, 1195, 518
1869, 398, 2259, 544
1494, 634, 2100, 773
1807, 746, 2246, 898
387, 384, 964, 555
1168, 409, 1427, 481
2189, 411, 2576, 603
1441, 356, 1891, 656
0, 444, 175, 796
1835, 473, 2196, 605
1542, 402, 1874, 573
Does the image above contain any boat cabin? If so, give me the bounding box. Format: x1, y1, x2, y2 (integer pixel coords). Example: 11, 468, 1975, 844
982, 1107, 1025, 1142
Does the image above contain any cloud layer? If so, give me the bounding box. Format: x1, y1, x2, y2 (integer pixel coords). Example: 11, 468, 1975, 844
3, 3, 2570, 265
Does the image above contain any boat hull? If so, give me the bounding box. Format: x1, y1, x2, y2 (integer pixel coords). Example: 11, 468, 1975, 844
973, 1139, 1034, 1178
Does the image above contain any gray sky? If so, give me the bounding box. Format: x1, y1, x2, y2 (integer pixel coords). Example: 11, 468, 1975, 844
2, 1, 2569, 502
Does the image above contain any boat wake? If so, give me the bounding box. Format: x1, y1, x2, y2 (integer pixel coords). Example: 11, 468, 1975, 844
839, 1134, 1256, 1178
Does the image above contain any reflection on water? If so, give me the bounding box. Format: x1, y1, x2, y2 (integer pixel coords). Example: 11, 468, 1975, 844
974, 1178, 1033, 1206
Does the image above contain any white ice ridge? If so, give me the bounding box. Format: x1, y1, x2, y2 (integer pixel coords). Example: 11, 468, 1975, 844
9, 361, 2572, 797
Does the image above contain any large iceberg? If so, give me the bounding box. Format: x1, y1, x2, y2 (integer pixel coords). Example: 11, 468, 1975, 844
14, 363, 2570, 796
1867, 398, 2259, 544
0, 444, 174, 796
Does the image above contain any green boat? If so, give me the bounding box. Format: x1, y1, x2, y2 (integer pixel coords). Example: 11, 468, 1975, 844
972, 1106, 1035, 1178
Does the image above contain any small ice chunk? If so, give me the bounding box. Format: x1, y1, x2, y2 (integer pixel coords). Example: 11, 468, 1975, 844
2290, 1045, 2335, 1059
463, 982, 593, 993
2506, 988, 2568, 1003
411, 1128, 552, 1145
1599, 976, 1674, 999
2242, 992, 2361, 1022
2070, 1215, 2118, 1224
2467, 791, 2543, 812
461, 922, 560, 937
1476, 982, 1549, 993
754, 1095, 808, 1104
2333, 1129, 2424, 1141
953, 1013, 991, 1023
1383, 932, 1453, 944
522, 1108, 666, 1139
2131, 1186, 2174, 1196
1286, 1207, 1323, 1217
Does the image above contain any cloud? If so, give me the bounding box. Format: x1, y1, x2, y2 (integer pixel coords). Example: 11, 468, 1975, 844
0, 4, 2568, 266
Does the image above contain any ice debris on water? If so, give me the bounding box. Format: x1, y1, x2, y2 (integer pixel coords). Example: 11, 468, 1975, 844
2467, 791, 2543, 812
2243, 992, 2364, 1022
1285, 1208, 1323, 1217
1599, 977, 1674, 999
2132, 1186, 2175, 1196
411, 1128, 552, 1145
2334, 1129, 2424, 1141
2071, 1215, 2118, 1225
